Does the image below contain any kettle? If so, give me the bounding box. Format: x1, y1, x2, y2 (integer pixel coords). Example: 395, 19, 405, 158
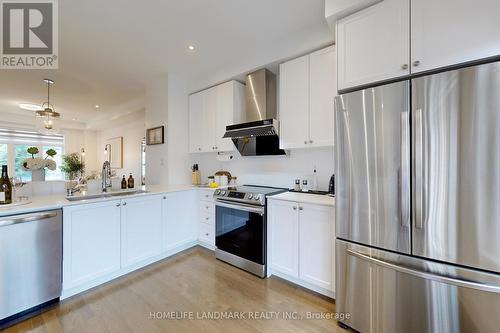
328, 174, 335, 197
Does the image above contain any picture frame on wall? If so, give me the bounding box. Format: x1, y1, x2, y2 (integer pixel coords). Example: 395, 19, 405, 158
146, 126, 164, 145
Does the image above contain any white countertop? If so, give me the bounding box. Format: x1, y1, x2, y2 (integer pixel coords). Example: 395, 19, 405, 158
268, 191, 335, 207
0, 184, 199, 217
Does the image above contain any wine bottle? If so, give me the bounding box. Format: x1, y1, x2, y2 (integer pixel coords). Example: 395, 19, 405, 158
0, 165, 12, 205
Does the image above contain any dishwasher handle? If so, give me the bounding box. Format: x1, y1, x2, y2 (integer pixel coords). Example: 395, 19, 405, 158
0, 211, 58, 227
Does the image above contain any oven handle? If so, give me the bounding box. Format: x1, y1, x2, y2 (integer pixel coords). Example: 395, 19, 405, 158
215, 199, 265, 216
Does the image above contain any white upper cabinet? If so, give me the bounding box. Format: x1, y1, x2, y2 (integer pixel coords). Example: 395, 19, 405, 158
411, 0, 500, 73
279, 55, 310, 149
189, 80, 245, 153
215, 81, 245, 152
279, 46, 336, 149
121, 195, 163, 268
309, 46, 336, 147
188, 92, 205, 153
336, 0, 410, 90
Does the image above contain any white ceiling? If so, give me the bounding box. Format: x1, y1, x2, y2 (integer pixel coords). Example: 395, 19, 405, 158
0, 0, 333, 129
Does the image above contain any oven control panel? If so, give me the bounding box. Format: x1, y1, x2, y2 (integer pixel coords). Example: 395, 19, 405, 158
214, 189, 265, 205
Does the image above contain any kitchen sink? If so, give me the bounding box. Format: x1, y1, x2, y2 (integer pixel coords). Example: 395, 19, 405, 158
66, 189, 148, 201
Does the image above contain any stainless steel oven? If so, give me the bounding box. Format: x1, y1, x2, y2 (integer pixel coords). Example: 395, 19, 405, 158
214, 185, 286, 278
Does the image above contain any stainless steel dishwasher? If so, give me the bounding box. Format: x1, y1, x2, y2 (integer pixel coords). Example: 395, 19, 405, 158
0, 210, 62, 322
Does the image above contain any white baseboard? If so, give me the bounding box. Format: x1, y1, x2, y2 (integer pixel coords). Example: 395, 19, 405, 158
269, 269, 335, 299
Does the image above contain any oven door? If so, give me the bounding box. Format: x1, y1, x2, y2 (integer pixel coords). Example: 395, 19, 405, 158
215, 200, 265, 265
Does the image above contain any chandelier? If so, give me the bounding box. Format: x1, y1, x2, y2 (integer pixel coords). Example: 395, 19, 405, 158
36, 79, 60, 132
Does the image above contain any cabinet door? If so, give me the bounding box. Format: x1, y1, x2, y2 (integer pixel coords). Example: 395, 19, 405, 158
309, 46, 336, 147
336, 0, 410, 90
411, 0, 500, 74
121, 195, 163, 267
215, 81, 237, 152
163, 191, 198, 251
269, 199, 299, 277
63, 200, 121, 288
279, 55, 310, 149
203, 87, 218, 152
299, 203, 335, 291
189, 92, 204, 153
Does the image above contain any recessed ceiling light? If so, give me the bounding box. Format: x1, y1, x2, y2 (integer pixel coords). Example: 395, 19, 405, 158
72, 118, 76, 121
19, 103, 41, 111
95, 105, 100, 109
187, 45, 195, 51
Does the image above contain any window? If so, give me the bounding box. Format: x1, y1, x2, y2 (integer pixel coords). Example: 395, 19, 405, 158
0, 128, 64, 181
15, 145, 33, 182
44, 146, 63, 181
0, 144, 7, 167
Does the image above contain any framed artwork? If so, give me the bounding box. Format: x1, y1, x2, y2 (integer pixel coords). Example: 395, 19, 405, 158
146, 126, 164, 145
105, 136, 123, 169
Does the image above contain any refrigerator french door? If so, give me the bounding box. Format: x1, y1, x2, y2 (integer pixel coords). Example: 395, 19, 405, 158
335, 61, 500, 333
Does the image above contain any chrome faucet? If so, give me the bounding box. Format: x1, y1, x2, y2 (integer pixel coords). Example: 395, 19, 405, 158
102, 160, 112, 192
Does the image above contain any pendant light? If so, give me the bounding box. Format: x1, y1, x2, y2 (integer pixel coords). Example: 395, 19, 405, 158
36, 79, 60, 133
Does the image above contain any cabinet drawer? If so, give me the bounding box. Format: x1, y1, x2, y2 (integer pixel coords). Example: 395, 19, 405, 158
200, 202, 215, 214
198, 222, 214, 245
198, 190, 214, 202
200, 212, 214, 225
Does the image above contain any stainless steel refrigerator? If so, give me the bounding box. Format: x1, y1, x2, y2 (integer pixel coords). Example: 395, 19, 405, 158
334, 61, 500, 332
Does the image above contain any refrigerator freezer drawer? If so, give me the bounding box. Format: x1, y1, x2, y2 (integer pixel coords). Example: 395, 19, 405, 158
336, 239, 500, 333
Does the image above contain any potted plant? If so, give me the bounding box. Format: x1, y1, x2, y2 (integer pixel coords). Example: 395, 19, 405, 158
22, 147, 57, 181
60, 153, 85, 183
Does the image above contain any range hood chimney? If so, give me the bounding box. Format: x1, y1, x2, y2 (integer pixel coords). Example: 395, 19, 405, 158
223, 69, 285, 156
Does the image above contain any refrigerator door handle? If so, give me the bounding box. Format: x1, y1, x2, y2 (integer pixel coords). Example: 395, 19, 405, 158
414, 108, 424, 229
347, 249, 500, 294
400, 111, 410, 227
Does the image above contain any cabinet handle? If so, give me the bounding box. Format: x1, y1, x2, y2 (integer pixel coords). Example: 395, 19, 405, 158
293, 206, 297, 210
304, 141, 308, 145
205, 233, 209, 236
122, 202, 127, 206
413, 60, 420, 67
401, 64, 408, 70
198, 147, 201, 151
116, 203, 121, 207
299, 206, 303, 211
206, 206, 209, 209
309, 140, 313, 144
205, 217, 209, 220
163, 196, 166, 200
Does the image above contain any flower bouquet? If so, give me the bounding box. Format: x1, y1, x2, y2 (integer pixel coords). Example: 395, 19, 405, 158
22, 147, 57, 181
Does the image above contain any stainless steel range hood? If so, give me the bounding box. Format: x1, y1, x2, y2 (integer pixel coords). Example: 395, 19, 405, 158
223, 69, 285, 156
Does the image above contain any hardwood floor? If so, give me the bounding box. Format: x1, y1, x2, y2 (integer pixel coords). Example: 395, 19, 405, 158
3, 247, 345, 333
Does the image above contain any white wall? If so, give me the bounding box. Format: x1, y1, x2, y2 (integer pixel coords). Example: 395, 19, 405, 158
97, 110, 145, 180
145, 77, 169, 185
61, 129, 98, 173
166, 74, 191, 185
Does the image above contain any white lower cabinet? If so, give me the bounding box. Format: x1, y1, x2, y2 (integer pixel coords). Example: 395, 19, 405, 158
63, 200, 122, 291
62, 191, 199, 299
197, 189, 215, 248
298, 203, 335, 292
269, 200, 299, 277
163, 191, 198, 251
268, 198, 335, 297
121, 195, 163, 268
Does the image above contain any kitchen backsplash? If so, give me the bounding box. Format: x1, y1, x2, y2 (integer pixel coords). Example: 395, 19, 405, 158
190, 146, 334, 190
